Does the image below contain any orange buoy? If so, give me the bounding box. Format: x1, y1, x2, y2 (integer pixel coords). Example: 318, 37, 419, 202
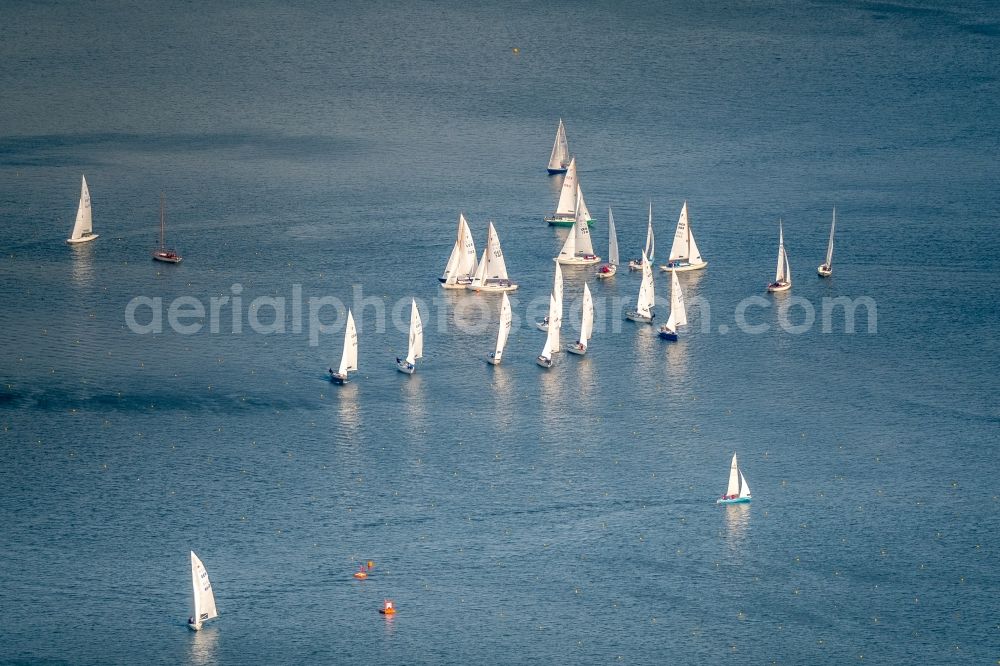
379, 599, 396, 615
353, 571, 368, 579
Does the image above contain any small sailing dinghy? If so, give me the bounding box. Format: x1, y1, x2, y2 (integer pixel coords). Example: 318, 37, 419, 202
188, 551, 218, 631
555, 188, 601, 266
547, 118, 571, 174
535, 264, 563, 352
544, 157, 593, 227
767, 220, 792, 293
440, 213, 478, 288
596, 207, 619, 278
487, 293, 512, 365
467, 222, 518, 292
537, 294, 560, 368
396, 299, 423, 374
152, 193, 182, 263
660, 201, 706, 272
379, 599, 397, 615
658, 269, 687, 341
625, 250, 655, 323
716, 453, 751, 504
817, 208, 836, 277
628, 203, 654, 271
567, 282, 594, 355
329, 309, 358, 384
66, 175, 98, 244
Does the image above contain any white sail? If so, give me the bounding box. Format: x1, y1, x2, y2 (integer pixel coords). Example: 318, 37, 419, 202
190, 551, 218, 625
442, 214, 478, 284
547, 119, 570, 172
643, 203, 655, 262
664, 269, 687, 332
540, 294, 560, 361
635, 251, 655, 318
668, 201, 703, 264
608, 208, 619, 265
775, 221, 788, 283
493, 293, 512, 361
739, 470, 751, 498
577, 184, 592, 223
553, 262, 563, 350
825, 208, 836, 268
69, 175, 93, 241
338, 310, 358, 376
554, 158, 578, 216
579, 283, 594, 347
726, 454, 741, 498
470, 243, 488, 287
574, 189, 595, 255
556, 218, 577, 261
406, 299, 423, 365
485, 222, 510, 281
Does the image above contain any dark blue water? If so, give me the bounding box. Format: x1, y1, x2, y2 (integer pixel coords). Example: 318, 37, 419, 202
2, 1, 998, 663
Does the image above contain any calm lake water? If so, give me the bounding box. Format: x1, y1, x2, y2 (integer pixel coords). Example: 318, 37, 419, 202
1, 1, 998, 663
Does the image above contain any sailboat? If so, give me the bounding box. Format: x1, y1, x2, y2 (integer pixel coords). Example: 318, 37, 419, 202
544, 157, 593, 227
767, 220, 792, 293
628, 203, 654, 271
555, 188, 600, 265
487, 293, 512, 365
536, 294, 560, 368
329, 309, 358, 384
396, 299, 423, 374
625, 250, 655, 323
817, 208, 836, 277
567, 282, 594, 355
535, 263, 563, 352
188, 551, 219, 631
660, 201, 706, 272
716, 453, 752, 504
152, 193, 182, 263
658, 269, 687, 341
440, 213, 478, 288
66, 175, 98, 244
547, 118, 571, 174
467, 222, 518, 292
596, 207, 619, 278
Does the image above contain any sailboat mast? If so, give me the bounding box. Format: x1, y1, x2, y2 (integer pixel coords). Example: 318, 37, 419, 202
159, 193, 166, 249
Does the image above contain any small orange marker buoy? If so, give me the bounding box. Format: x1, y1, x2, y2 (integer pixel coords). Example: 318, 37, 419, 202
353, 570, 368, 579
379, 599, 396, 615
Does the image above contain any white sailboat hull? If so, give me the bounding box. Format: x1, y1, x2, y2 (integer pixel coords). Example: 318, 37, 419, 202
467, 281, 519, 293
188, 621, 203, 631
536, 356, 554, 368
627, 259, 644, 271
440, 281, 471, 290
566, 343, 587, 355
767, 281, 791, 293
66, 233, 99, 244
329, 370, 350, 384
396, 360, 416, 374
625, 311, 654, 323
596, 264, 617, 279
486, 355, 502, 365
817, 264, 832, 277
556, 255, 601, 266
660, 260, 707, 272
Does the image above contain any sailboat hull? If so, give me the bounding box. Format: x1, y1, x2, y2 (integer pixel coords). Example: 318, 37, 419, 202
627, 259, 644, 271
767, 281, 791, 293
486, 355, 502, 366
596, 264, 617, 279
396, 361, 416, 375
545, 215, 594, 227
660, 260, 707, 272
468, 281, 519, 293
188, 622, 203, 631
817, 265, 832, 277
329, 371, 349, 385
716, 497, 751, 505
536, 356, 554, 368
566, 344, 587, 356
625, 311, 654, 323
441, 281, 471, 290
152, 251, 182, 263
658, 328, 678, 341
66, 234, 99, 244
556, 255, 601, 266
547, 167, 568, 175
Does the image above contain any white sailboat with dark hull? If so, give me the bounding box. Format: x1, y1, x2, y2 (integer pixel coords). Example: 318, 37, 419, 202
596, 207, 619, 278
439, 213, 478, 288
658, 269, 687, 341
187, 551, 219, 631
547, 118, 571, 174
544, 157, 593, 227
152, 193, 182, 263
396, 300, 423, 374
555, 189, 600, 266
660, 201, 706, 272
467, 222, 518, 292
625, 250, 655, 323
567, 282, 594, 355
487, 293, 512, 365
817, 208, 836, 277
329, 309, 358, 384
767, 221, 792, 293
716, 453, 752, 504
66, 175, 98, 244
536, 294, 560, 368
628, 203, 654, 271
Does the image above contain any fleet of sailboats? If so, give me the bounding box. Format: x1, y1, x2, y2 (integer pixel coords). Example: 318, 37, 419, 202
659, 201, 706, 272
152, 193, 182, 263
767, 220, 792, 293
567, 282, 594, 355
487, 293, 512, 365
396, 300, 423, 374
329, 309, 358, 384
544, 157, 593, 227
440, 213, 478, 288
625, 250, 655, 323
716, 453, 752, 504
546, 119, 571, 174
468, 222, 518, 292
817, 208, 836, 277
188, 551, 218, 631
628, 203, 654, 271
66, 175, 98, 244
555, 189, 601, 265
596, 207, 619, 278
